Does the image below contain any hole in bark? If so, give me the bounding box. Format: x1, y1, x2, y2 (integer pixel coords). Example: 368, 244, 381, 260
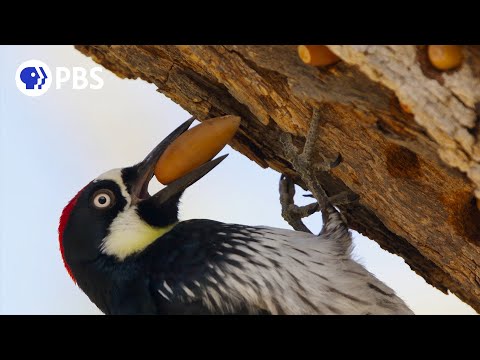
385, 144, 421, 179
415, 46, 445, 85
440, 191, 480, 245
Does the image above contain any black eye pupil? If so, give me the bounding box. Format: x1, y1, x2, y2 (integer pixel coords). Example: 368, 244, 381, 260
98, 196, 107, 204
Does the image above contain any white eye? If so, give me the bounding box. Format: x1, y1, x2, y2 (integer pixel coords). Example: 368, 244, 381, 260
92, 189, 115, 209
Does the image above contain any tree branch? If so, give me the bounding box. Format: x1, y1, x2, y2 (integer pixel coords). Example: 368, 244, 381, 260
76, 45, 480, 312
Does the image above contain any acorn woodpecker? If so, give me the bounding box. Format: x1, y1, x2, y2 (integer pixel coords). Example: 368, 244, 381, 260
59, 117, 413, 315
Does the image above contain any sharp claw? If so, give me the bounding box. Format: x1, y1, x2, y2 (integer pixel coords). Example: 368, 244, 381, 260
329, 153, 342, 169
327, 192, 359, 206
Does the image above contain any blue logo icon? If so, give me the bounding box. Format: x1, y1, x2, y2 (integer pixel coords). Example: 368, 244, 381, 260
20, 66, 48, 89
16, 60, 52, 96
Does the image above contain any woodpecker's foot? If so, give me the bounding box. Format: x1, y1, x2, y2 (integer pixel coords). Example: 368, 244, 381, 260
279, 108, 352, 234
279, 175, 320, 234
304, 190, 358, 228
280, 108, 342, 173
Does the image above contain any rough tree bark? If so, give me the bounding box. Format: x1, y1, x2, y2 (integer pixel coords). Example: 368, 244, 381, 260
76, 45, 480, 312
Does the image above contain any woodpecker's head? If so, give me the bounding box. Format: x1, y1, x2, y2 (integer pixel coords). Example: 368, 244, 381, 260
58, 118, 226, 283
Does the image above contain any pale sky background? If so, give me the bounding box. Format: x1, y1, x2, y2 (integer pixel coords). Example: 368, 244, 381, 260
0, 45, 475, 315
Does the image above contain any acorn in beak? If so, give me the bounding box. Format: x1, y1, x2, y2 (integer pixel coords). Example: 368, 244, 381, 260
125, 115, 241, 206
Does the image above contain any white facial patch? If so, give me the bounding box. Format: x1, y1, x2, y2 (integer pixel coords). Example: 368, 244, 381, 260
94, 168, 175, 260
101, 206, 176, 260
95, 168, 131, 207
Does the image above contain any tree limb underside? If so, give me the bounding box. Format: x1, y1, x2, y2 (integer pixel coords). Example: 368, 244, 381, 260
76, 45, 480, 312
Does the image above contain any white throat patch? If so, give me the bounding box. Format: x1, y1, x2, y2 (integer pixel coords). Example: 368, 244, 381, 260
100, 207, 175, 260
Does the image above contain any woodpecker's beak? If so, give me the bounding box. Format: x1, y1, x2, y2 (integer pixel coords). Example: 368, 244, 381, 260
127, 116, 228, 205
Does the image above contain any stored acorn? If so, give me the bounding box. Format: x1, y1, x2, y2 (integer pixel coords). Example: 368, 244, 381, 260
154, 115, 241, 185
298, 45, 340, 67
428, 45, 463, 71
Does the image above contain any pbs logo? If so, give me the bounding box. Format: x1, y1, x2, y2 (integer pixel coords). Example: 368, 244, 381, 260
15, 60, 52, 97
16, 59, 104, 97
